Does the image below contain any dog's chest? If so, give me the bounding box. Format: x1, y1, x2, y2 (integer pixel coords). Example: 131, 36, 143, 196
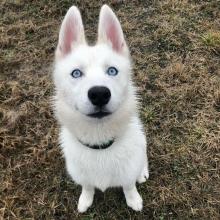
61, 125, 146, 190
61, 117, 146, 190
65, 143, 143, 190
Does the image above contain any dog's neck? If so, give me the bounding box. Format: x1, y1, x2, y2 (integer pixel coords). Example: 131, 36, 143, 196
55, 97, 136, 145
67, 109, 132, 145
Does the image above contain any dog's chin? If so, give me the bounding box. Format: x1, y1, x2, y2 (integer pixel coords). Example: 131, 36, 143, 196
87, 111, 112, 119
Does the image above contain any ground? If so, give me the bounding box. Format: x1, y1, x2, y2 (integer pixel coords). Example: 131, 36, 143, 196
0, 0, 220, 219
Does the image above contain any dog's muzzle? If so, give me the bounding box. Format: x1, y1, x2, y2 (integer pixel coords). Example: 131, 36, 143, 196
87, 86, 112, 119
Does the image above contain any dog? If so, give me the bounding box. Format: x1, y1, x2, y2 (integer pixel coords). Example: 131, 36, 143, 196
53, 4, 149, 212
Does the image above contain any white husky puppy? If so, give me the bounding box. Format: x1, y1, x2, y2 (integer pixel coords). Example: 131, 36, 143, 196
53, 4, 149, 212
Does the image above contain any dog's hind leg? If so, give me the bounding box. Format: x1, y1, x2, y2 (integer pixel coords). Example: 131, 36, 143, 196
123, 184, 143, 211
137, 154, 149, 183
77, 186, 95, 213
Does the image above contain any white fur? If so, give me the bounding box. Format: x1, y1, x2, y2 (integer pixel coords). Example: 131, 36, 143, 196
53, 5, 149, 212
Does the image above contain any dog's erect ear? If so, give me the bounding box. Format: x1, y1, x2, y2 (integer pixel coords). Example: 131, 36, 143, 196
98, 5, 129, 56
56, 6, 85, 59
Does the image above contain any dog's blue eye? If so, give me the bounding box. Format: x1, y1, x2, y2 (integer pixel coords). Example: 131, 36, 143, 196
71, 69, 82, 78
107, 67, 118, 76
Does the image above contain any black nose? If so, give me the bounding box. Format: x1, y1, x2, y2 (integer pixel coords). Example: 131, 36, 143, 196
88, 86, 111, 107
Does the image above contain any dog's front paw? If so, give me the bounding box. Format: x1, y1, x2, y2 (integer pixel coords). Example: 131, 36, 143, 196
77, 195, 93, 213
126, 193, 143, 211
123, 186, 143, 211
77, 188, 94, 213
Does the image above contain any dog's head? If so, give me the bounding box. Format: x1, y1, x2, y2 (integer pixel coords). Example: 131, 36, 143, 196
54, 5, 134, 120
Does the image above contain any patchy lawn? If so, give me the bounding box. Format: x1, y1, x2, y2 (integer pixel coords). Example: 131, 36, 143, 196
0, 0, 220, 219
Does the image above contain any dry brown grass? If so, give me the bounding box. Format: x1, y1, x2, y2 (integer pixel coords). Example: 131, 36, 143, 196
1, 0, 220, 219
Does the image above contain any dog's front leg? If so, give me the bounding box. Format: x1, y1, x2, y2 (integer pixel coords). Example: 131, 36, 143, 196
77, 186, 95, 213
123, 185, 143, 211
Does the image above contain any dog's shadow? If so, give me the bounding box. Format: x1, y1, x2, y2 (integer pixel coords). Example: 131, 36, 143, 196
94, 187, 124, 206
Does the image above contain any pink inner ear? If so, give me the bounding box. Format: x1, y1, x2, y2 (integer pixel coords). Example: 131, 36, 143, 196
106, 22, 123, 52
62, 22, 77, 55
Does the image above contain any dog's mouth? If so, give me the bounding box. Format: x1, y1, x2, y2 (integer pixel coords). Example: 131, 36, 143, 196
87, 111, 111, 119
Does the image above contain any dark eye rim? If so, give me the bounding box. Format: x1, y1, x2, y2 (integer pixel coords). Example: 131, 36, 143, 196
71, 69, 83, 78
107, 66, 118, 76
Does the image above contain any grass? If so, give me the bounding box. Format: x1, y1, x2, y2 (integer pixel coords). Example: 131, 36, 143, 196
0, 0, 220, 219
201, 31, 220, 54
